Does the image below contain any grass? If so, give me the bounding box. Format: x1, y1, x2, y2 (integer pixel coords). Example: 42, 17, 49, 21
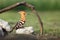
0, 11, 60, 36
40, 11, 60, 35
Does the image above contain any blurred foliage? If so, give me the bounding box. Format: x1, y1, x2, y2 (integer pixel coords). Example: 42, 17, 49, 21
0, 0, 60, 11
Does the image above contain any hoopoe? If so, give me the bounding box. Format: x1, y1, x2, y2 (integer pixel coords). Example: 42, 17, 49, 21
15, 11, 26, 29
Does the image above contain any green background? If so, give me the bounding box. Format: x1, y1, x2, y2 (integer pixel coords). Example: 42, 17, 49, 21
0, 0, 60, 11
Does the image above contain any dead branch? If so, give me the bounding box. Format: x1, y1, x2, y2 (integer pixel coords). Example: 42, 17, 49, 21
0, 1, 43, 35
0, 1, 26, 13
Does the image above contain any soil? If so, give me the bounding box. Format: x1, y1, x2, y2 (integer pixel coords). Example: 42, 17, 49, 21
0, 34, 60, 40
0, 34, 38, 40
